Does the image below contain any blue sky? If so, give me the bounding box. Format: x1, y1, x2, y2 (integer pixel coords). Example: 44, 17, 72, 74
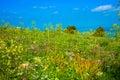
0, 0, 119, 31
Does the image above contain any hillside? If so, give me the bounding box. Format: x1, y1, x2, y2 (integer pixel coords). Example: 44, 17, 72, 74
0, 24, 120, 80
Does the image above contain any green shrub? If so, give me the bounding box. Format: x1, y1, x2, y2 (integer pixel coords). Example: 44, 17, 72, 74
113, 24, 120, 40
93, 27, 105, 37
99, 40, 109, 47
64, 25, 77, 34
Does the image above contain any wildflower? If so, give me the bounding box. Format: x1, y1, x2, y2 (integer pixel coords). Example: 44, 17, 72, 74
56, 67, 60, 72
18, 62, 30, 70
44, 65, 49, 71
55, 77, 59, 80
33, 75, 37, 79
65, 51, 73, 56
22, 77, 27, 80
13, 49, 16, 52
6, 49, 10, 53
33, 41, 36, 44
96, 71, 103, 76
15, 46, 18, 49
14, 78, 17, 80
69, 56, 73, 61
34, 57, 41, 64
60, 65, 64, 69
8, 56, 11, 59
30, 44, 35, 50
45, 75, 48, 78
80, 57, 85, 61
18, 44, 23, 53
106, 65, 110, 67
7, 60, 11, 66
0, 39, 4, 44
32, 68, 36, 71
18, 72, 23, 75
86, 73, 89, 76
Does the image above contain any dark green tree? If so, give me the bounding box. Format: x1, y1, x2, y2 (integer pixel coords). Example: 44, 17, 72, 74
93, 27, 105, 37
64, 25, 77, 34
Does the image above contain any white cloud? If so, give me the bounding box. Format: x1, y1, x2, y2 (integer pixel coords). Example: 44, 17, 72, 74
39, 6, 48, 9
33, 6, 56, 9
53, 11, 59, 14
49, 6, 56, 8
91, 5, 113, 12
33, 6, 48, 9
73, 8, 80, 11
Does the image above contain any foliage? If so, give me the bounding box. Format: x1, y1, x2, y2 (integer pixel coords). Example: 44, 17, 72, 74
113, 24, 120, 40
93, 27, 105, 37
56, 24, 63, 33
64, 25, 77, 34
99, 40, 109, 47
0, 23, 120, 80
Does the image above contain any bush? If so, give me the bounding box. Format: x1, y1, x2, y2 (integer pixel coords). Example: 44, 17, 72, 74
93, 27, 105, 37
99, 40, 109, 47
113, 24, 120, 40
64, 25, 77, 34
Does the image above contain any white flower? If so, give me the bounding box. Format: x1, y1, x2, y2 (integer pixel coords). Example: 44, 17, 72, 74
96, 71, 103, 76
86, 73, 90, 76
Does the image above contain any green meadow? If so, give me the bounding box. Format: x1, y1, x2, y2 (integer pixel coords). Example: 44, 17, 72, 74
0, 23, 120, 80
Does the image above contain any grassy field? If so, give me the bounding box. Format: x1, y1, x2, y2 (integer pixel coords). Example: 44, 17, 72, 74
0, 23, 120, 80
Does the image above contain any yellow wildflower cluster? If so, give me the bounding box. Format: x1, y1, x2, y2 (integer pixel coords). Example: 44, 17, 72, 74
0, 39, 5, 50
0, 39, 23, 60
0, 39, 5, 44
18, 62, 30, 70
34, 57, 41, 64
5, 40, 23, 54
73, 56, 101, 76
50, 54, 67, 70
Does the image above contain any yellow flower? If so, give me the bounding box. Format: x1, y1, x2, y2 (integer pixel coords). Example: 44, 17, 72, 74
6, 48, 10, 53
55, 77, 59, 80
34, 57, 41, 64
11, 39, 14, 44
44, 65, 49, 71
17, 44, 23, 53
7, 60, 11, 66
0, 39, 4, 44
13, 49, 16, 52
18, 62, 30, 70
33, 41, 36, 44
